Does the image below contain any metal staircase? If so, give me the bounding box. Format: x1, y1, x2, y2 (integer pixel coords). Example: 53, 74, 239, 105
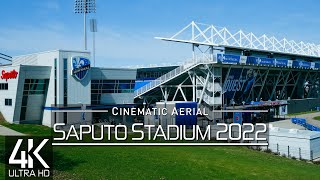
134, 57, 213, 98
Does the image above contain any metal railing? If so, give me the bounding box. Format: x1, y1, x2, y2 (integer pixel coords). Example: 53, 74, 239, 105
134, 57, 213, 97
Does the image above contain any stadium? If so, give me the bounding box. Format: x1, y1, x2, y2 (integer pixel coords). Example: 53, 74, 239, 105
0, 21, 320, 127
135, 21, 320, 124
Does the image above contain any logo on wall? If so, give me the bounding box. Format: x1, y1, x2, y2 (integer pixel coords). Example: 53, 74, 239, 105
1, 69, 18, 81
71, 56, 91, 80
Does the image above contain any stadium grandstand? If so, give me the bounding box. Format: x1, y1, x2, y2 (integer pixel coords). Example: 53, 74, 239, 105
134, 21, 320, 123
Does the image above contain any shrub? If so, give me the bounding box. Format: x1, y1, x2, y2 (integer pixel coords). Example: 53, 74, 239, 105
282, 154, 287, 158
264, 149, 272, 154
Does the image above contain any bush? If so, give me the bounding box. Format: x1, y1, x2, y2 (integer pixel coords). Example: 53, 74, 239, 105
292, 156, 297, 160
313, 161, 320, 165
273, 152, 280, 156
282, 154, 287, 158
263, 149, 272, 154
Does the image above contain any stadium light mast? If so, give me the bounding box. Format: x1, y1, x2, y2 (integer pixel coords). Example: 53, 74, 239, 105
74, 0, 96, 50
90, 19, 97, 67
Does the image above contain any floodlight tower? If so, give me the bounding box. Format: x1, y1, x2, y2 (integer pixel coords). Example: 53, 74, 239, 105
74, 0, 96, 50
90, 19, 97, 67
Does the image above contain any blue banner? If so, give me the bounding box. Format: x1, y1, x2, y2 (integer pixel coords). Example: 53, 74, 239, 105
233, 112, 242, 124
175, 102, 197, 126
275, 59, 288, 67
223, 68, 256, 103
292, 61, 311, 68
217, 54, 240, 64
218, 54, 316, 69
247, 57, 275, 66
258, 57, 275, 66
299, 61, 311, 69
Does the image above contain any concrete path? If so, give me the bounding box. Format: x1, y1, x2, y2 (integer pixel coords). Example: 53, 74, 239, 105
270, 120, 306, 130
288, 112, 320, 127
0, 125, 25, 136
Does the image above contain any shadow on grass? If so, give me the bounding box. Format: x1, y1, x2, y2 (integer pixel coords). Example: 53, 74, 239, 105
53, 151, 86, 172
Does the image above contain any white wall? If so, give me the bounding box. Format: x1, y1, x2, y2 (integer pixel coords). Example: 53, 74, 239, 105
0, 65, 20, 123
267, 127, 320, 160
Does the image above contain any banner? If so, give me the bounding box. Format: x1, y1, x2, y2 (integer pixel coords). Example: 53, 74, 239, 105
223, 68, 256, 103
217, 54, 315, 69
217, 54, 241, 64
233, 112, 242, 124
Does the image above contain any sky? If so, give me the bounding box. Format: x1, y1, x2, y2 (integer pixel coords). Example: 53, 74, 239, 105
1, 0, 320, 67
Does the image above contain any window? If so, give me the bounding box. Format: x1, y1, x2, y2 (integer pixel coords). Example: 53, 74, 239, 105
23, 79, 48, 95
20, 79, 49, 121
5, 99, 12, 106
0, 83, 8, 90
91, 79, 135, 104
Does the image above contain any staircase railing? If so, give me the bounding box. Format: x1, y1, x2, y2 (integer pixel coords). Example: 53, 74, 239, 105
134, 57, 213, 97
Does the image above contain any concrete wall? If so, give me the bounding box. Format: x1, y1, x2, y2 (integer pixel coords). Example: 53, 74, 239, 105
91, 67, 137, 80
0, 65, 20, 123
101, 93, 134, 104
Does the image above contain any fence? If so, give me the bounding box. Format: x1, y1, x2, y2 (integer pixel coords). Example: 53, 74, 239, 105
262, 143, 319, 161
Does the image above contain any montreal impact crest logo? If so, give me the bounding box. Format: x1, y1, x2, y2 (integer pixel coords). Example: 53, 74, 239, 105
71, 56, 91, 80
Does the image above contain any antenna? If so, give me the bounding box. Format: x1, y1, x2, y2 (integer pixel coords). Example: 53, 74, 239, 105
74, 0, 96, 50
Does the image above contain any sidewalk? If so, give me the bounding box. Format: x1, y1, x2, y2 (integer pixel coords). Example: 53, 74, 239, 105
0, 125, 25, 136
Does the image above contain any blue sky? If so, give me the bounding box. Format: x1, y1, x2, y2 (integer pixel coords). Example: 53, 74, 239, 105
1, 0, 320, 67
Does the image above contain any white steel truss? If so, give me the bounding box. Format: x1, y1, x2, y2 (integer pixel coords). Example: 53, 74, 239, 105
156, 21, 320, 58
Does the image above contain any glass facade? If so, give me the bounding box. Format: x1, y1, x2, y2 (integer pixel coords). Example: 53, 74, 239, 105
20, 79, 49, 121
91, 80, 135, 105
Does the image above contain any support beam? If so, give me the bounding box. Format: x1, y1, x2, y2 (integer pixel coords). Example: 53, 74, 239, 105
290, 72, 302, 99
270, 70, 283, 100
257, 69, 269, 100
280, 70, 292, 99
198, 69, 211, 105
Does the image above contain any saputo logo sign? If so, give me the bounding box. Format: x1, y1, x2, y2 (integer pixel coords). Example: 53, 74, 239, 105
1, 69, 18, 81
5, 137, 52, 179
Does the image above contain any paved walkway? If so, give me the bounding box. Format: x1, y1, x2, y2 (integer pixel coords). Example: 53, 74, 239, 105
288, 112, 320, 127
0, 125, 25, 136
270, 120, 306, 130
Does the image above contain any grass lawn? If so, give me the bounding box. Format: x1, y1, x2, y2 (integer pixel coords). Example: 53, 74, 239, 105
1, 122, 320, 179
314, 116, 320, 121
0, 119, 52, 136
287, 110, 320, 116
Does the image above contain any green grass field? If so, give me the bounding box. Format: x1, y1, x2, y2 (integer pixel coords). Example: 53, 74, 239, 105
287, 110, 319, 116
314, 116, 320, 121
1, 122, 320, 179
